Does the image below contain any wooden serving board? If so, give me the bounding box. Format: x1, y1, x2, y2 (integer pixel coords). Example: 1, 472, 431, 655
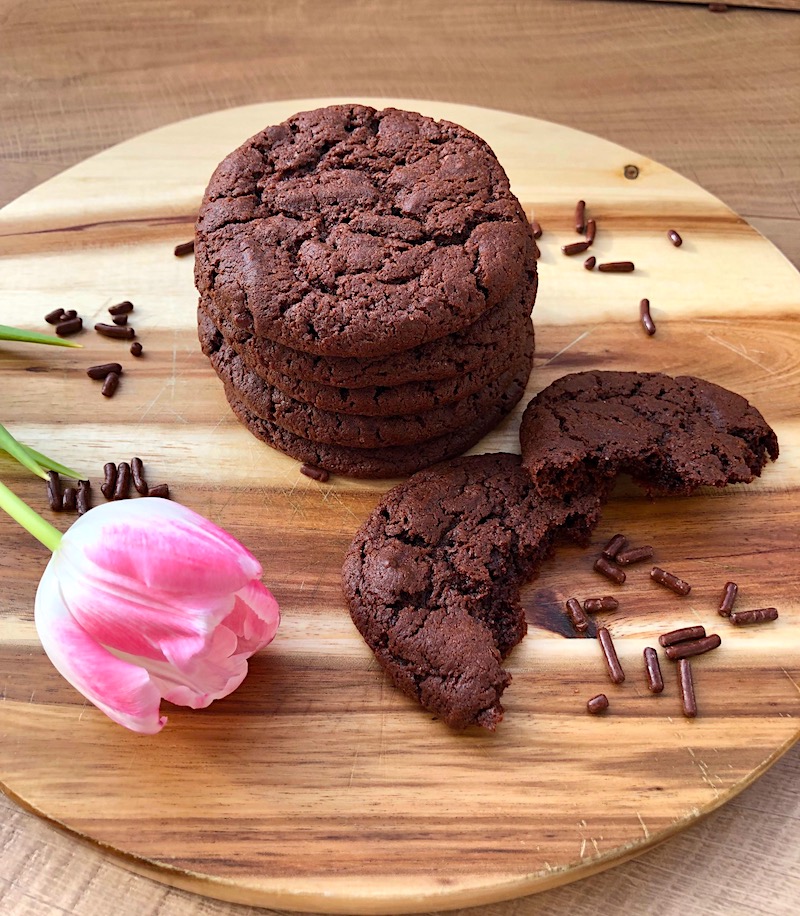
1, 99, 799, 914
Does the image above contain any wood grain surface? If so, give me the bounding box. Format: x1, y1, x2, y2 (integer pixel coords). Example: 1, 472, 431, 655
0, 99, 798, 914
1, 1, 799, 266
2, 3, 800, 916
629, 1, 800, 11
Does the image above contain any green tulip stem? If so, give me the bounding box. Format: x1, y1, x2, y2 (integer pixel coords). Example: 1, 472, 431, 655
0, 423, 83, 480
17, 444, 83, 480
0, 423, 47, 479
0, 323, 83, 348
0, 478, 63, 552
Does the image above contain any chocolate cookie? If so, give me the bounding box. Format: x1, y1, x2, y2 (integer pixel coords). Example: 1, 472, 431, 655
210, 327, 534, 449
227, 397, 521, 479
195, 104, 536, 357
519, 371, 779, 499
199, 268, 536, 388
199, 307, 533, 416
342, 454, 604, 730
198, 268, 534, 388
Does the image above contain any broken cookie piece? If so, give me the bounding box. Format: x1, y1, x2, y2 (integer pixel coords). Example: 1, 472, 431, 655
519, 371, 778, 500
342, 454, 602, 730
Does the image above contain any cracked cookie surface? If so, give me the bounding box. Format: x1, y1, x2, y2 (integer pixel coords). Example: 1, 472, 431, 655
519, 371, 779, 499
342, 454, 603, 729
195, 104, 536, 357
198, 271, 535, 389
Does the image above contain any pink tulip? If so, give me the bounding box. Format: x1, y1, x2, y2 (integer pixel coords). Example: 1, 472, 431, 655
32, 497, 280, 733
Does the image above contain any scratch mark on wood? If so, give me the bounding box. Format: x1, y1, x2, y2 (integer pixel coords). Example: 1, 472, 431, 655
687, 747, 721, 798
540, 328, 596, 367
705, 333, 775, 374
348, 748, 359, 789
780, 667, 800, 695
325, 488, 361, 521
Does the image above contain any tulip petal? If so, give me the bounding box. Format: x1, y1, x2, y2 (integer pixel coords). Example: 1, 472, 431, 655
134, 625, 250, 709
222, 581, 281, 655
60, 498, 262, 598
121, 582, 279, 708
55, 555, 236, 663
34, 560, 166, 734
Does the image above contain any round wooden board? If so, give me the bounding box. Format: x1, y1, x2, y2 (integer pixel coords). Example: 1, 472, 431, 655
1, 99, 799, 914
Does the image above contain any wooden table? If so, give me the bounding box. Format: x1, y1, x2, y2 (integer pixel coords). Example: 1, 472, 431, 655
1, 2, 798, 914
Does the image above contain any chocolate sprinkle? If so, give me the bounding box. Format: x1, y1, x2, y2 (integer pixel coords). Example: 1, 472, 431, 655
587, 694, 609, 715
113, 462, 131, 500
46, 470, 63, 511
300, 464, 330, 483
174, 240, 195, 257
562, 240, 592, 256
95, 323, 135, 340
62, 487, 77, 511
594, 556, 626, 584
598, 627, 625, 684
131, 457, 149, 495
584, 256, 596, 270
664, 634, 721, 661
659, 626, 706, 648
651, 566, 691, 596
100, 462, 117, 499
147, 483, 170, 499
86, 363, 122, 380
602, 534, 627, 560
730, 607, 779, 626
678, 659, 697, 718
76, 479, 91, 515
644, 647, 664, 694
130, 341, 144, 357
531, 220, 543, 240
44, 308, 66, 325
640, 298, 656, 336
583, 596, 619, 614
55, 316, 83, 337
108, 301, 134, 316
565, 597, 590, 634
616, 545, 654, 566
598, 261, 635, 273
667, 229, 683, 247
575, 200, 586, 235
101, 372, 120, 398
718, 581, 738, 617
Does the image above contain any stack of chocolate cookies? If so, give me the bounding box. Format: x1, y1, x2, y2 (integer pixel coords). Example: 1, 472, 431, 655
195, 104, 537, 478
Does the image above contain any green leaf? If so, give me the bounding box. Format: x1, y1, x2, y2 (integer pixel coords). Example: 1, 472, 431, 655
0, 323, 83, 348
0, 424, 47, 479
19, 445, 83, 480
